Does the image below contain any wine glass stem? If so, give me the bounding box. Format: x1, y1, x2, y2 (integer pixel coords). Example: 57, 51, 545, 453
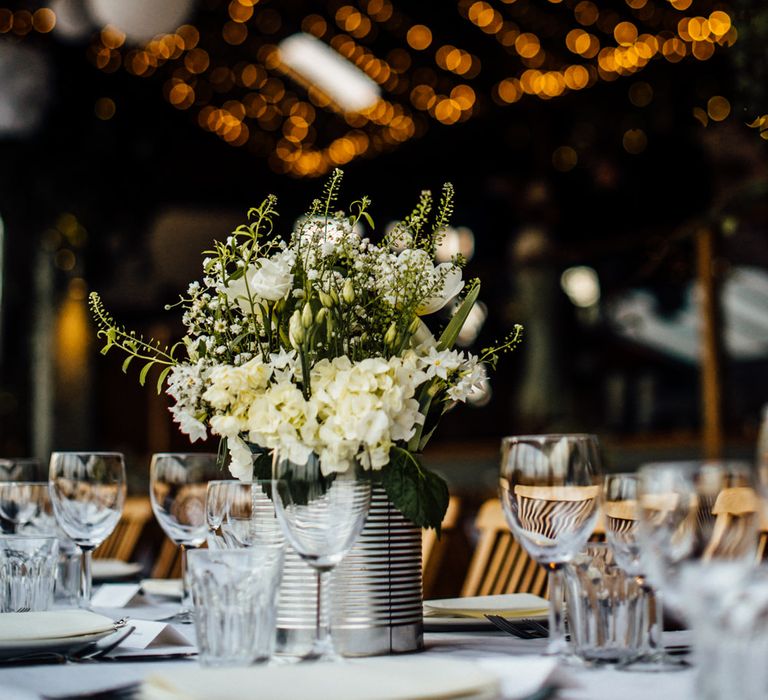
180, 544, 192, 611
314, 569, 333, 657
79, 547, 93, 608
650, 586, 664, 651
547, 566, 568, 655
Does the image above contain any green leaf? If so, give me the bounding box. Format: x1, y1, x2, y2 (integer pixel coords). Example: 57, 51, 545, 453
382, 447, 449, 533
156, 365, 172, 394
437, 283, 480, 351
121, 356, 133, 374
361, 211, 375, 229
139, 361, 153, 387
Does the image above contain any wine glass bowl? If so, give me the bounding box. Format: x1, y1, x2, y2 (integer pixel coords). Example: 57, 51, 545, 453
150, 453, 221, 618
272, 478, 370, 570
48, 452, 126, 605
603, 473, 643, 576
0, 482, 52, 534
499, 434, 602, 655
206, 480, 283, 549
637, 460, 760, 616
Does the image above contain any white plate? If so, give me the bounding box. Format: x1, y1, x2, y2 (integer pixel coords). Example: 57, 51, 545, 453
92, 559, 144, 581
0, 627, 116, 659
142, 657, 499, 700
424, 593, 549, 620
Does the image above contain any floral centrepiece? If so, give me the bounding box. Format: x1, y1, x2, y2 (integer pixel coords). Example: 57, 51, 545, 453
90, 170, 522, 530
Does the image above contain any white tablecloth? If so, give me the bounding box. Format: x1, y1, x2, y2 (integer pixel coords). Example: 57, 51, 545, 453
0, 598, 696, 700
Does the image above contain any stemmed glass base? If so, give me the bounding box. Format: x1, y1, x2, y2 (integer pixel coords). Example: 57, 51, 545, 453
544, 565, 571, 657
298, 569, 341, 663
165, 543, 195, 624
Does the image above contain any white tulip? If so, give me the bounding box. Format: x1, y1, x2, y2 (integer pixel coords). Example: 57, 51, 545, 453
417, 265, 464, 315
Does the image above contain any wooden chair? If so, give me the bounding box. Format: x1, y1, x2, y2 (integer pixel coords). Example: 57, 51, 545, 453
94, 496, 153, 561
461, 499, 548, 599
422, 496, 461, 597
151, 538, 183, 579
705, 486, 760, 560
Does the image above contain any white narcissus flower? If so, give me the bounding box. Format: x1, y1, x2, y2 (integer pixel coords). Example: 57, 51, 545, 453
173, 410, 208, 442
417, 264, 464, 315
420, 346, 463, 380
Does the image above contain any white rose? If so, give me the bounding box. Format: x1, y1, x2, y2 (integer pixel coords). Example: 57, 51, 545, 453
225, 255, 294, 308
417, 264, 464, 315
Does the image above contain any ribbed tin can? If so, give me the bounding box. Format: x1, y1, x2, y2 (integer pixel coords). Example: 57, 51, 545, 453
274, 486, 424, 656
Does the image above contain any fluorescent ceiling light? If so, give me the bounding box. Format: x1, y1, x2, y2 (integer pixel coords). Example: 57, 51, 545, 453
278, 33, 380, 113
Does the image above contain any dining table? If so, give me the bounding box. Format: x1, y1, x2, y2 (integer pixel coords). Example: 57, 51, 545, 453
0, 589, 697, 700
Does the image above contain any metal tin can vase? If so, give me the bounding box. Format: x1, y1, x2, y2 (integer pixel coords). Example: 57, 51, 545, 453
274, 485, 424, 657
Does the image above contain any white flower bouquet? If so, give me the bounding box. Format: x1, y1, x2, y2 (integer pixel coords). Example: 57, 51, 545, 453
90, 170, 521, 530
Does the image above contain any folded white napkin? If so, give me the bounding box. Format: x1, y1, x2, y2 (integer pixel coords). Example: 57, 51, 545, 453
424, 594, 549, 619
140, 579, 183, 599
92, 559, 143, 580
0, 610, 116, 641
140, 657, 499, 700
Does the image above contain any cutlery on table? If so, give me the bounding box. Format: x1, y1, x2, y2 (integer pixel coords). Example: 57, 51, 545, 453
0, 624, 136, 666
484, 614, 550, 639
41, 683, 139, 700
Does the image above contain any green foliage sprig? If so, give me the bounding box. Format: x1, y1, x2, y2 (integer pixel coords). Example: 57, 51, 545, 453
88, 292, 180, 393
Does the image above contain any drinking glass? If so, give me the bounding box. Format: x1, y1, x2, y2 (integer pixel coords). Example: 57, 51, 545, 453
188, 546, 284, 666
565, 542, 648, 663
272, 450, 371, 661
499, 434, 602, 655
603, 473, 682, 670
0, 535, 59, 612
48, 452, 126, 606
150, 453, 220, 620
0, 480, 82, 603
206, 480, 283, 549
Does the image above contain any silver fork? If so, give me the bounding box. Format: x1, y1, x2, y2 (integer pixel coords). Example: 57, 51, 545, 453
485, 614, 550, 639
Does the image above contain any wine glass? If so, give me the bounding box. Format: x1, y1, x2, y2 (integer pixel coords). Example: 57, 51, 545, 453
272, 449, 371, 661
637, 460, 760, 696
636, 460, 760, 617
48, 452, 126, 606
0, 461, 43, 533
205, 480, 230, 548
0, 458, 43, 482
206, 480, 283, 549
603, 472, 684, 671
0, 482, 51, 534
150, 453, 220, 620
499, 434, 602, 655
